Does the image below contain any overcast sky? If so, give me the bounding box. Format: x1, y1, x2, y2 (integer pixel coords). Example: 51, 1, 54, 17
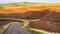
0, 0, 60, 4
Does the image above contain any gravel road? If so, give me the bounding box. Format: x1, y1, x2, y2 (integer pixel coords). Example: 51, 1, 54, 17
3, 22, 33, 34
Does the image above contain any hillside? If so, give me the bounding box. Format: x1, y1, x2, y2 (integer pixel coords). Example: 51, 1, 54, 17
28, 11, 60, 33
0, 10, 53, 26
0, 2, 60, 14
0, 9, 60, 33
0, 9, 53, 19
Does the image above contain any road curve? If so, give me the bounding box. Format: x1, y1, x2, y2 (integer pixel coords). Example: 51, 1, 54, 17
3, 22, 33, 34
0, 18, 40, 21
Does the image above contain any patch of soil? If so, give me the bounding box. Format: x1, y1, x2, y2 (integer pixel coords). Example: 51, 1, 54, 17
28, 11, 60, 33
28, 21, 60, 33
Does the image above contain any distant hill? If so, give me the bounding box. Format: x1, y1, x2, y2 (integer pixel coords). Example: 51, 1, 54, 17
0, 2, 60, 14
0, 2, 60, 6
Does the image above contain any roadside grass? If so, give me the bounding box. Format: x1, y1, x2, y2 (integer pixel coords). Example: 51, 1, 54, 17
25, 27, 45, 34
20, 23, 45, 34
0, 30, 3, 34
20, 23, 24, 26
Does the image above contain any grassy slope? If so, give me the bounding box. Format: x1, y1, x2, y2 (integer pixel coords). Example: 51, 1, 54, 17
25, 28, 45, 34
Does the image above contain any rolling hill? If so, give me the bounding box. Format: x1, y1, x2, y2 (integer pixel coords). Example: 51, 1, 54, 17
0, 2, 60, 14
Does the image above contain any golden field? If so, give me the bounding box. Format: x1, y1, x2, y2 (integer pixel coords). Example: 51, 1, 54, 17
0, 3, 60, 14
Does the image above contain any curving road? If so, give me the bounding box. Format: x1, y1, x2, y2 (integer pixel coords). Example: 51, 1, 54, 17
3, 22, 33, 34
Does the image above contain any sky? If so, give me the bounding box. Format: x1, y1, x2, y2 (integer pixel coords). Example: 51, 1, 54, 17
0, 0, 60, 4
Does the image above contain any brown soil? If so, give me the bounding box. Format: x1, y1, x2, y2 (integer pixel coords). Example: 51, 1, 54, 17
0, 9, 52, 19
28, 11, 60, 33
0, 20, 13, 26
28, 21, 60, 33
